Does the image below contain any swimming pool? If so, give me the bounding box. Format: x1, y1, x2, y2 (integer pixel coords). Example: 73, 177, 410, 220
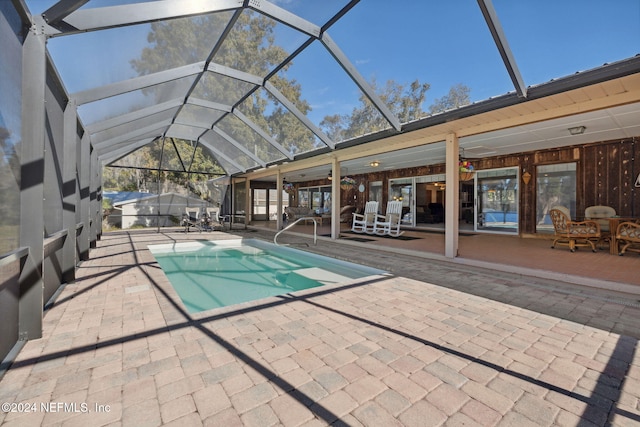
148, 239, 387, 313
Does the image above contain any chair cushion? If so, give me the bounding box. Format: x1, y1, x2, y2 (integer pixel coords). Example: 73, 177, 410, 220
585, 205, 616, 219
585, 205, 616, 232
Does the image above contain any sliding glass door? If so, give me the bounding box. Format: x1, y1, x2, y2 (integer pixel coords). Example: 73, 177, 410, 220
252, 189, 289, 221
253, 189, 268, 220
476, 167, 519, 233
297, 186, 331, 214
389, 174, 446, 227
389, 178, 413, 225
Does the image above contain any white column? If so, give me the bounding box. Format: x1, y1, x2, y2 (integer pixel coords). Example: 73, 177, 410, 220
331, 158, 340, 239
276, 170, 282, 230
445, 133, 460, 258
244, 177, 251, 228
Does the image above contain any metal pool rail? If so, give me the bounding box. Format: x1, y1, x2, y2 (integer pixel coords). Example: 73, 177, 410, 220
274, 217, 318, 246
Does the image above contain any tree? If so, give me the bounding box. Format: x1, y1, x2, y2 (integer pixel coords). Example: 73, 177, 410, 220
130, 11, 316, 163
104, 137, 223, 197
110, 12, 317, 194
428, 83, 471, 115
320, 78, 431, 142
0, 126, 20, 252
320, 80, 472, 142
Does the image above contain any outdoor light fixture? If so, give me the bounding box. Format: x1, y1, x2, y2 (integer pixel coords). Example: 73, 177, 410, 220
568, 126, 586, 135
327, 171, 332, 180
370, 161, 380, 167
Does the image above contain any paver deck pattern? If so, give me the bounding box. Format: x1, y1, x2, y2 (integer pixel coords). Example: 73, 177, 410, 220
1, 228, 639, 426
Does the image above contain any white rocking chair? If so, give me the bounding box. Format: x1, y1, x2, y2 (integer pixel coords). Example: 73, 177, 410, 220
351, 201, 378, 234
374, 201, 404, 237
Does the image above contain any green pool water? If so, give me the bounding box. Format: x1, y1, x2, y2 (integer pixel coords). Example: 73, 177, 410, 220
148, 239, 386, 313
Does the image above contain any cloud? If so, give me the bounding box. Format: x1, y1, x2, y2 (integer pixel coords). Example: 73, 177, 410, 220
355, 59, 370, 66
310, 100, 337, 110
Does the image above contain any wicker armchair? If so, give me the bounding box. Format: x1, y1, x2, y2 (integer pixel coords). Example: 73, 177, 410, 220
549, 207, 601, 252
616, 221, 640, 256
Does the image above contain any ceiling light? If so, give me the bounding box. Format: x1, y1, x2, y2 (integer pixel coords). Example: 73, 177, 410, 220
370, 161, 379, 167
568, 126, 586, 135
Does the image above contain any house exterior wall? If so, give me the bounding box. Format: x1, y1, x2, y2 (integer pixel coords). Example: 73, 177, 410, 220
275, 137, 639, 235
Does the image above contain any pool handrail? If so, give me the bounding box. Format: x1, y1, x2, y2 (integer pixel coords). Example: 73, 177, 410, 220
274, 216, 318, 246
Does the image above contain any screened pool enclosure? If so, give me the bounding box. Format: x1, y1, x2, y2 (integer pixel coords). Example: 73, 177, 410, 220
1, 0, 639, 363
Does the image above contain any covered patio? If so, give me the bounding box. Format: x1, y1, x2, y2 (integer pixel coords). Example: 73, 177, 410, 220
253, 221, 640, 290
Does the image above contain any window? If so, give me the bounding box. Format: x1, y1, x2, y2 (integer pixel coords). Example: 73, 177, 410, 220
536, 163, 577, 233
368, 181, 382, 203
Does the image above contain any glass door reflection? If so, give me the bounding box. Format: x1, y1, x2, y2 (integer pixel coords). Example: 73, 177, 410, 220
476, 168, 518, 233
389, 178, 413, 226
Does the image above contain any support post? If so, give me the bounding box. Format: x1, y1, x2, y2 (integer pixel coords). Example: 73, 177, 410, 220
89, 147, 99, 247
276, 170, 283, 230
331, 158, 340, 239
62, 99, 77, 282
445, 133, 460, 258
18, 24, 47, 340
78, 132, 90, 259
244, 177, 250, 228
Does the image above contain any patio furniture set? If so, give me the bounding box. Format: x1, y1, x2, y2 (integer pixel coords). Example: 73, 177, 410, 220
182, 207, 224, 232
549, 205, 640, 255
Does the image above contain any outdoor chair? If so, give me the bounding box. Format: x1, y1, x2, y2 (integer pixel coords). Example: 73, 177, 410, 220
373, 201, 404, 237
616, 221, 640, 256
284, 206, 314, 222
340, 205, 356, 224
549, 206, 601, 252
202, 207, 223, 231
182, 207, 203, 233
352, 201, 378, 234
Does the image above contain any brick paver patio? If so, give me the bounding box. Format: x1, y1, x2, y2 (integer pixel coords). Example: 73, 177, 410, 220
1, 229, 639, 426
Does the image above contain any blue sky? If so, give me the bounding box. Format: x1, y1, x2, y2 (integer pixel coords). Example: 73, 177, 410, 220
24, 0, 640, 127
